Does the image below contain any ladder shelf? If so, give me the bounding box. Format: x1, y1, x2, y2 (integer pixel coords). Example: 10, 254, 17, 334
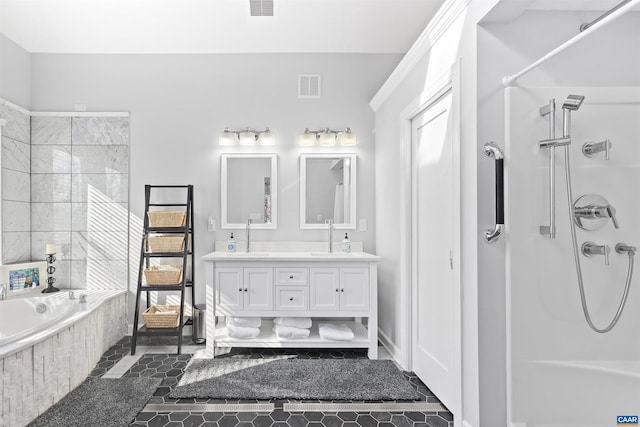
131, 184, 195, 355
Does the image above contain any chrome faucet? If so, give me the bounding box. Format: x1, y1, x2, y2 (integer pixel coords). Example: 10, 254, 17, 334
246, 218, 252, 253
581, 241, 611, 266
574, 203, 619, 229
0, 283, 6, 300
325, 219, 334, 253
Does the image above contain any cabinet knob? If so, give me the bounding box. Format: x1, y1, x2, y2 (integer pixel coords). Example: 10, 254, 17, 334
289, 275, 294, 279
335, 288, 339, 292
244, 288, 248, 292
341, 288, 344, 292
289, 297, 294, 301
238, 288, 242, 292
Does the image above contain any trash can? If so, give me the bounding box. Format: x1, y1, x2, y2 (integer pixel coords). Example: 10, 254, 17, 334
192, 304, 206, 344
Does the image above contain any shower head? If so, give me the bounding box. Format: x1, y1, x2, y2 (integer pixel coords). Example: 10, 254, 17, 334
562, 95, 585, 111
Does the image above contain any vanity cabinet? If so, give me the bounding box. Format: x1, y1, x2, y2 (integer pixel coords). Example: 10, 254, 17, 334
216, 267, 273, 311
203, 251, 380, 359
309, 267, 369, 311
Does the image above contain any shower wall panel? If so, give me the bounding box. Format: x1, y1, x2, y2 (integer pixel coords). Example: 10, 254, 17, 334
505, 86, 640, 426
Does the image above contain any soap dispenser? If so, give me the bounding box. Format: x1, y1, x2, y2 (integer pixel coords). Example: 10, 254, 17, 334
342, 233, 351, 253
227, 233, 236, 252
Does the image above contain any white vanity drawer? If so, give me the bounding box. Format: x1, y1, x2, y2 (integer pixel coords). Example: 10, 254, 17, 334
275, 285, 308, 310
275, 268, 308, 286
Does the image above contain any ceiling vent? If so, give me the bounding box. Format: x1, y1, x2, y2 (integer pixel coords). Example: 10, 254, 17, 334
250, 0, 274, 17
298, 75, 321, 98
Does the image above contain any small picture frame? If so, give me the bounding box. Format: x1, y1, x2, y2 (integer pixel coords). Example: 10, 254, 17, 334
1, 261, 47, 295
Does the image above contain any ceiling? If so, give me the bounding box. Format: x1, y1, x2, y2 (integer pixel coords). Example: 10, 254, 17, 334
0, 0, 446, 54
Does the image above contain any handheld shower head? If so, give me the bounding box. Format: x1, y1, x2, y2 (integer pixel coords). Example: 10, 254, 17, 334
563, 94, 585, 111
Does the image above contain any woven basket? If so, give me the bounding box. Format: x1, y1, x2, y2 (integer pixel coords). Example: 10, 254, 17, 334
147, 235, 185, 253
143, 265, 183, 285
142, 305, 181, 328
148, 211, 186, 228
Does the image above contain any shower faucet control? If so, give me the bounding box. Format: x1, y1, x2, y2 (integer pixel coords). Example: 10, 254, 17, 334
573, 194, 619, 231
615, 243, 637, 255
582, 139, 611, 160
581, 241, 610, 266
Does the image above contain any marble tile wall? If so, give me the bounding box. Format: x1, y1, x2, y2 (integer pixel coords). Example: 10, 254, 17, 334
0, 293, 127, 427
0, 102, 31, 264
30, 116, 129, 289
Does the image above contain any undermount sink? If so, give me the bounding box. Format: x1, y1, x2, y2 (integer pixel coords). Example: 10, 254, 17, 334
226, 252, 270, 256
309, 252, 353, 256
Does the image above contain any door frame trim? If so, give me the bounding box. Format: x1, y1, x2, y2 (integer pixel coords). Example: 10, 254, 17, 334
399, 60, 462, 421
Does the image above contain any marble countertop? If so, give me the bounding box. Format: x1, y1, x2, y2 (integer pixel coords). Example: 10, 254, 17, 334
202, 251, 381, 261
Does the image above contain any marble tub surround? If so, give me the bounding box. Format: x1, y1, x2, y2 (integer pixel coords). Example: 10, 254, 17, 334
0, 100, 31, 264
0, 290, 127, 427
29, 114, 130, 289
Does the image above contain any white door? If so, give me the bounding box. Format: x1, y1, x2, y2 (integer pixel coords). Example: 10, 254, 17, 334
411, 89, 459, 413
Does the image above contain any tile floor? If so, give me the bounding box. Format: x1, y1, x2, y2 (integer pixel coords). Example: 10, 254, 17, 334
89, 336, 453, 427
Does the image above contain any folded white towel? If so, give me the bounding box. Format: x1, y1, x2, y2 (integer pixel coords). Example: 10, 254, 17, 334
226, 317, 261, 328
273, 324, 311, 339
273, 317, 312, 329
318, 323, 355, 341
226, 323, 260, 339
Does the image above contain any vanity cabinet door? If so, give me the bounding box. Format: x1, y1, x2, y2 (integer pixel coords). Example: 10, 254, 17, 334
216, 267, 243, 310
339, 268, 369, 311
309, 268, 340, 311
243, 268, 274, 311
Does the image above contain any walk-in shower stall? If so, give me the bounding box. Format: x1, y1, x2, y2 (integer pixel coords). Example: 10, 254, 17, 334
505, 86, 640, 426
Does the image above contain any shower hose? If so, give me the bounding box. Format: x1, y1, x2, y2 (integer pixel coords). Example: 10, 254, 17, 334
564, 145, 635, 333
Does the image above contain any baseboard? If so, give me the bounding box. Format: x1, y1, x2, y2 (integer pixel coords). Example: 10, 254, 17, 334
378, 328, 407, 368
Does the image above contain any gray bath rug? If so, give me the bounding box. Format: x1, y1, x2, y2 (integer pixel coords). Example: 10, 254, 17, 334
28, 377, 161, 427
170, 357, 421, 400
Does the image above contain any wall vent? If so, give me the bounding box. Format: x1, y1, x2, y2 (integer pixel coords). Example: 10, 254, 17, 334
250, 0, 274, 17
298, 75, 321, 98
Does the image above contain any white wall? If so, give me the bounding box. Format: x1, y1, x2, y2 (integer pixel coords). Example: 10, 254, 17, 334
372, 1, 501, 425
0, 34, 31, 109
28, 52, 402, 313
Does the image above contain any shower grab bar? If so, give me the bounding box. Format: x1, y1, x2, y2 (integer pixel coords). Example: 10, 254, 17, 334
483, 141, 504, 244
539, 99, 557, 239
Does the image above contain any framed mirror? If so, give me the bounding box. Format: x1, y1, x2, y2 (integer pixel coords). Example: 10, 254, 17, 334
300, 153, 356, 229
221, 153, 277, 229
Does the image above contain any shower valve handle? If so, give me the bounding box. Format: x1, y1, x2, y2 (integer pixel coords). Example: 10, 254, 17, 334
581, 241, 610, 266
606, 205, 619, 229
574, 203, 619, 229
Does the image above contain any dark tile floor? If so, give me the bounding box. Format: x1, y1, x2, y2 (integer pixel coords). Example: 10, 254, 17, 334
92, 336, 453, 427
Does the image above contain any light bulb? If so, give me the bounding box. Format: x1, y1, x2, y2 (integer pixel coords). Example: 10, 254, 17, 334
318, 131, 335, 146
219, 130, 237, 146
239, 131, 257, 146
259, 129, 275, 146
338, 130, 357, 146
299, 132, 316, 146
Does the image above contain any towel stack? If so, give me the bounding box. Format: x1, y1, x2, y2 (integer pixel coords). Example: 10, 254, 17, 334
273, 317, 312, 339
318, 322, 355, 341
225, 317, 261, 339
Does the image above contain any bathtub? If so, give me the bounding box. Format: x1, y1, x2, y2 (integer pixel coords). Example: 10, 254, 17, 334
510, 360, 640, 427
0, 289, 127, 427
0, 295, 75, 347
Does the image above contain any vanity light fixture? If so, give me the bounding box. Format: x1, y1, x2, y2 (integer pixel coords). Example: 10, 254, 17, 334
219, 127, 275, 146
298, 128, 357, 147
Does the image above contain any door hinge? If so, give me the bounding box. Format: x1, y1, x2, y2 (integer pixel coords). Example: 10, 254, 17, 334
449, 249, 453, 270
